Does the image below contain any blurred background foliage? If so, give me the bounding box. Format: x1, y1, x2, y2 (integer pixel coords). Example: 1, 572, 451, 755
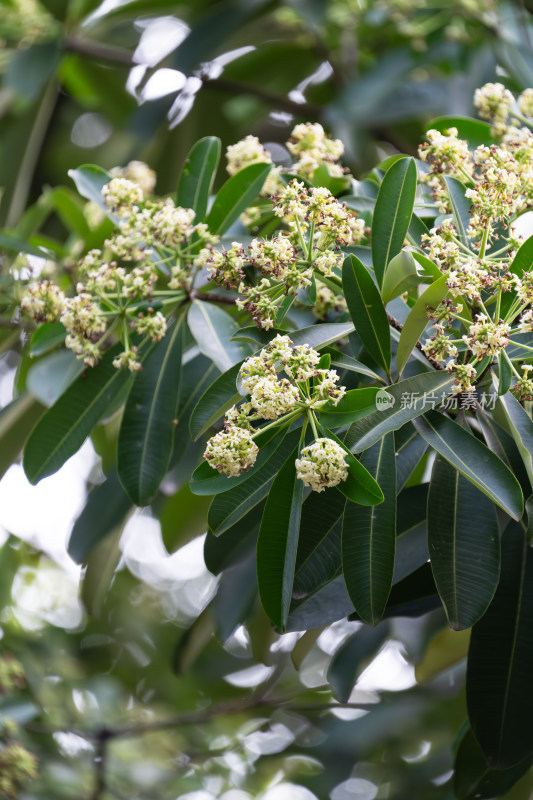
2, 1, 533, 798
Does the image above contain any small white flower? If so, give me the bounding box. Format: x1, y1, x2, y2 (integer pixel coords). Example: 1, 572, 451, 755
204, 426, 259, 477
295, 438, 349, 492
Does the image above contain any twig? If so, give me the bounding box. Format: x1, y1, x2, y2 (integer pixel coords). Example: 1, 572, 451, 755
64, 36, 135, 67
91, 729, 111, 800
189, 289, 236, 305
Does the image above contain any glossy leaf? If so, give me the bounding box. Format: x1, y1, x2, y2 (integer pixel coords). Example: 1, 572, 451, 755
0, 393, 44, 482
189, 361, 242, 441
68, 164, 111, 213
293, 488, 346, 597
345, 371, 455, 453
395, 423, 428, 491
327, 624, 390, 702
342, 255, 391, 375
319, 387, 385, 428
467, 523, 533, 769
323, 348, 384, 383
117, 317, 184, 505
206, 162, 271, 235
23, 342, 144, 484
208, 429, 300, 535
257, 443, 304, 630
396, 274, 449, 375
498, 351, 513, 396
429, 115, 494, 148
428, 454, 500, 630
231, 321, 355, 349
454, 725, 532, 800
342, 433, 396, 625
25, 350, 84, 408
68, 470, 132, 563
372, 156, 417, 286
29, 322, 66, 357
177, 136, 221, 221
414, 410, 523, 520
187, 300, 252, 373
444, 176, 472, 246
494, 374, 533, 491
381, 250, 422, 305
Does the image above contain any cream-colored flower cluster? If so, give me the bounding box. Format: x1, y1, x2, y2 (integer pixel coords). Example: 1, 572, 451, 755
206, 180, 363, 328
295, 438, 349, 492
21, 172, 218, 369
203, 336, 348, 488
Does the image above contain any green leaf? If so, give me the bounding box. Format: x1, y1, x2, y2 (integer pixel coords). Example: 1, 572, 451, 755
189, 361, 242, 441
257, 443, 304, 630
68, 470, 132, 564
176, 136, 221, 222
396, 274, 450, 376
413, 410, 524, 520
231, 321, 355, 349
371, 156, 417, 286
319, 387, 385, 428
68, 164, 111, 213
467, 523, 533, 769
342, 433, 396, 625
26, 350, 84, 408
204, 503, 262, 576
327, 625, 390, 703
0, 231, 48, 258
188, 300, 252, 373
323, 348, 384, 383
381, 250, 422, 305
494, 374, 533, 491
23, 342, 143, 484
395, 423, 428, 491
498, 350, 513, 395
206, 162, 271, 235
345, 371, 456, 453
454, 725, 532, 800
444, 176, 472, 246
294, 488, 346, 596
342, 255, 391, 376
117, 317, 184, 505
428, 454, 500, 630
502, 234, 533, 317
323, 429, 384, 506
29, 322, 66, 357
208, 429, 300, 535
0, 393, 45, 482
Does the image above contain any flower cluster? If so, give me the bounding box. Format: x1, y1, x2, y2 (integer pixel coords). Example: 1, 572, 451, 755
21, 172, 218, 370
417, 84, 533, 402
206, 181, 363, 328
203, 335, 348, 489
295, 438, 349, 493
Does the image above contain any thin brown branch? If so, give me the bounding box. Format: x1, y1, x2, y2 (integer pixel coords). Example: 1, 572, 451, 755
64, 36, 136, 67
189, 289, 236, 305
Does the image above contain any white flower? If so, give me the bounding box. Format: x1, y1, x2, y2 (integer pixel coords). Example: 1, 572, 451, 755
295, 438, 349, 492
102, 178, 143, 213
204, 426, 259, 477
250, 376, 300, 420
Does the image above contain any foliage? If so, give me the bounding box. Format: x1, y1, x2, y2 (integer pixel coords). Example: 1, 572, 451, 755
3, 2, 533, 799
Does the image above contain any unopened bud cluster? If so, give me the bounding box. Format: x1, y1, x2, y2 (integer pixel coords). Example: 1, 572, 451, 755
204, 335, 348, 490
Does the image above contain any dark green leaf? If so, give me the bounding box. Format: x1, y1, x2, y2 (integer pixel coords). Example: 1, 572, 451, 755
428, 116, 494, 148
396, 274, 449, 376
372, 156, 417, 286
189, 361, 242, 441
204, 503, 263, 576
345, 371, 456, 453
414, 410, 523, 520
324, 429, 384, 506
498, 351, 513, 396
23, 342, 144, 484
211, 553, 257, 642
319, 387, 385, 428
117, 317, 184, 505
257, 444, 304, 630
0, 393, 44, 482
454, 725, 532, 800
381, 250, 422, 305
206, 162, 271, 235
395, 423, 428, 491
342, 433, 396, 625
231, 322, 355, 349
494, 374, 533, 491
342, 255, 391, 376
294, 488, 346, 597
323, 348, 383, 383
444, 176, 473, 246
188, 300, 252, 373
177, 136, 221, 222
467, 523, 533, 769
68, 470, 132, 564
428, 454, 500, 630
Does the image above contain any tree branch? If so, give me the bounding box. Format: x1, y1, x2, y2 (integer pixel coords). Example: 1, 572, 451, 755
64, 36, 136, 67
